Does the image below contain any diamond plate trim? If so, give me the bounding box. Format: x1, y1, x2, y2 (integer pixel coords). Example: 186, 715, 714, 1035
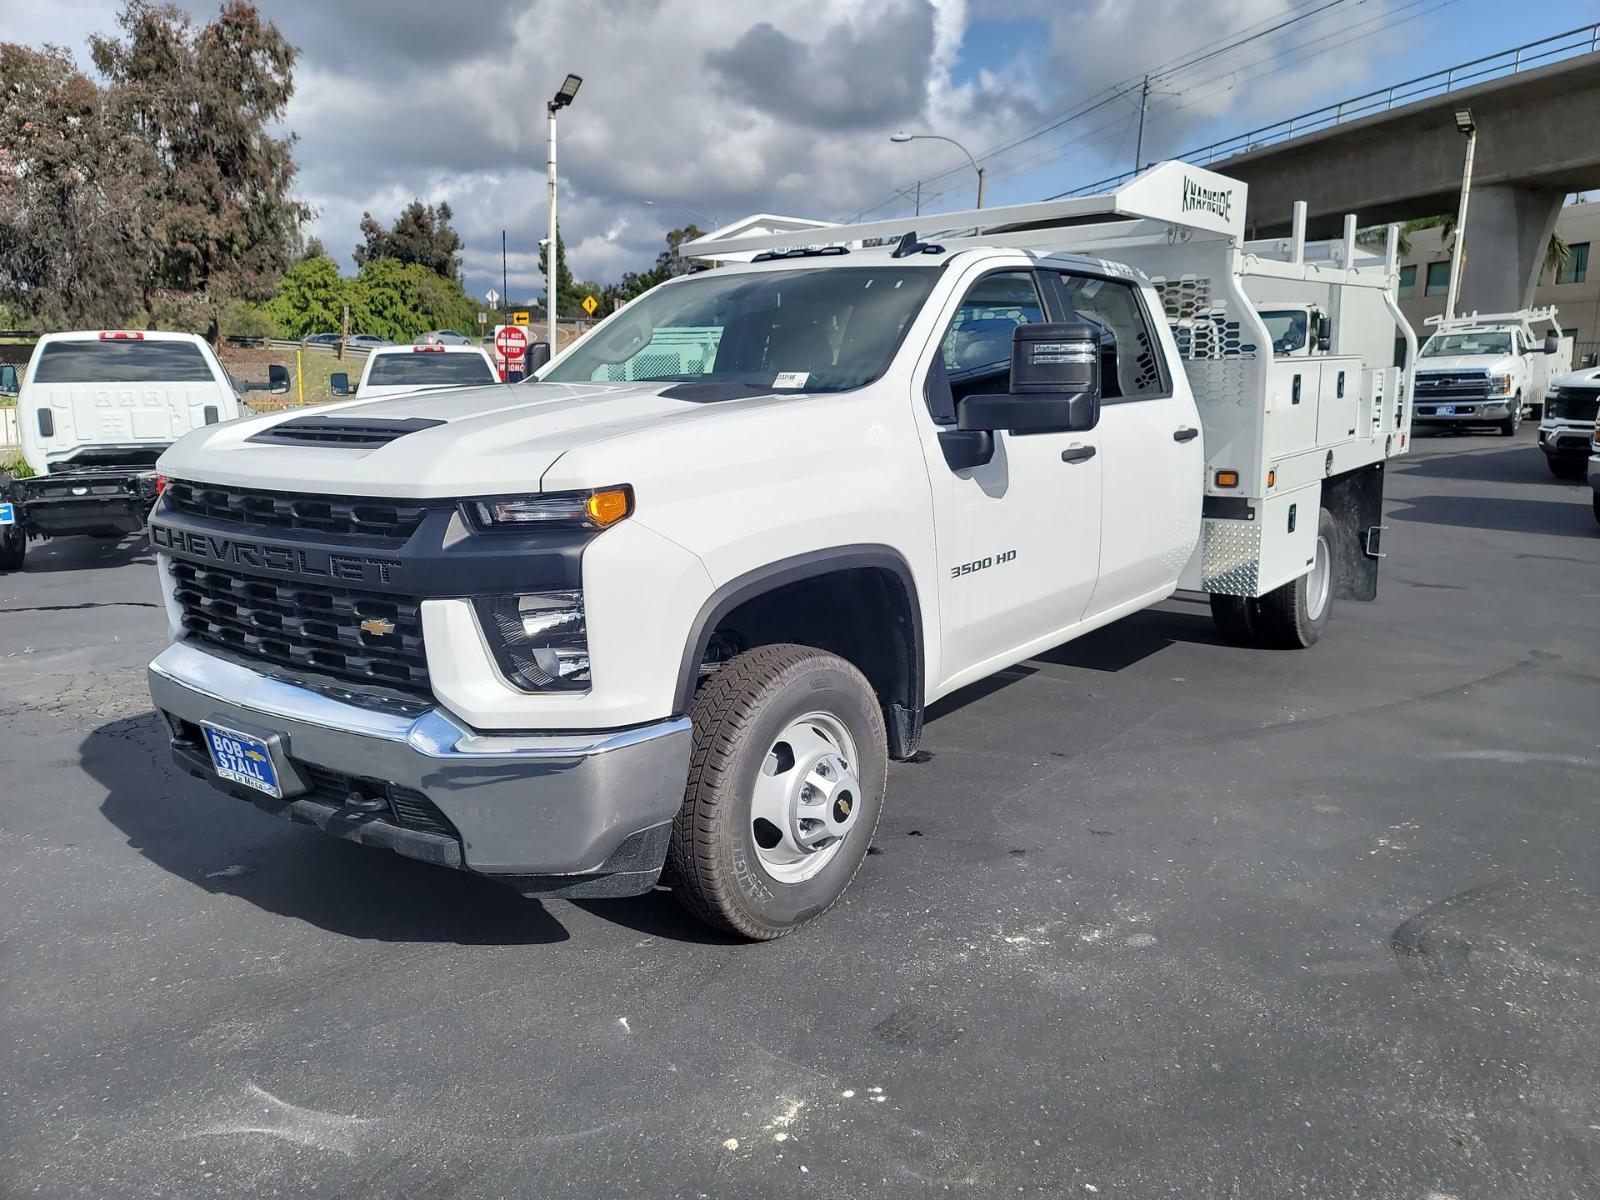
1201, 516, 1262, 596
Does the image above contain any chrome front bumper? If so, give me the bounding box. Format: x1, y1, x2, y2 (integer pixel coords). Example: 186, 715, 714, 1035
1413, 400, 1513, 422
147, 641, 693, 896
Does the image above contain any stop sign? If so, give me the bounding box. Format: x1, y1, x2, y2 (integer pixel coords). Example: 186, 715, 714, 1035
495, 325, 528, 361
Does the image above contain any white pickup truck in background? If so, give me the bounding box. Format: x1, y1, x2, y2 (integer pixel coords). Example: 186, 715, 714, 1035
2, 331, 272, 572
331, 342, 502, 401
143, 163, 1416, 939
1412, 307, 1570, 436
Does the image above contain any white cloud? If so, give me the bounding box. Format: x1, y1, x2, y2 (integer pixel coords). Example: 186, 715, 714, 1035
1, 0, 1435, 300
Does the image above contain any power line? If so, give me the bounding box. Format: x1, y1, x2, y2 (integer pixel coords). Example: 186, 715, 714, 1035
846, 0, 1362, 220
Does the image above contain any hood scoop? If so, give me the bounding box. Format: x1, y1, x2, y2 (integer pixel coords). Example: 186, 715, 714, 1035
248, 415, 445, 449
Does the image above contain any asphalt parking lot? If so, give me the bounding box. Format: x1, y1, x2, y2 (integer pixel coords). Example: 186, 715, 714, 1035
2, 426, 1597, 1199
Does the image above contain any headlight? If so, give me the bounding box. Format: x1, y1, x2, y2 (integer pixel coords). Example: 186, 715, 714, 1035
474, 591, 590, 692
1488, 373, 1513, 396
464, 486, 632, 531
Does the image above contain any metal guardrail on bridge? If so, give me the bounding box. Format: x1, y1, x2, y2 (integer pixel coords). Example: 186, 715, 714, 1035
1054, 21, 1600, 199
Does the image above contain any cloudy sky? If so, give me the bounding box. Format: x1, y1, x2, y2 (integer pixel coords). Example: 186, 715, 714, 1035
2, 0, 1593, 305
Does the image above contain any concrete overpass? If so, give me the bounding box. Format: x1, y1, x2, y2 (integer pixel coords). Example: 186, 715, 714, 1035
1061, 25, 1600, 315
1225, 48, 1600, 313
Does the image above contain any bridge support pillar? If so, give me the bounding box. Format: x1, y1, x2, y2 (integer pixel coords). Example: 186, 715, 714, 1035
1457, 184, 1564, 315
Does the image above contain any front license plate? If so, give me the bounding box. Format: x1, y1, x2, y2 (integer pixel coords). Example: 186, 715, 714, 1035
1440, 405, 1457, 415
0, 502, 13, 525
201, 723, 282, 798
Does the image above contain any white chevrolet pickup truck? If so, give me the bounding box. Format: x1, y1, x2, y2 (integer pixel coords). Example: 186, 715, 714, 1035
144, 164, 1415, 938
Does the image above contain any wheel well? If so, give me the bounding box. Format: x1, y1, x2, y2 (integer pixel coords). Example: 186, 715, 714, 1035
686, 564, 924, 759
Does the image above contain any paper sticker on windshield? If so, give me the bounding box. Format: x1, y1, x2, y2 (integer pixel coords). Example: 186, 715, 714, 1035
772, 372, 810, 389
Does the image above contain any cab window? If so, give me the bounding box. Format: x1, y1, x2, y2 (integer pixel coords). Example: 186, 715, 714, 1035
1055, 274, 1166, 400
925, 270, 1045, 423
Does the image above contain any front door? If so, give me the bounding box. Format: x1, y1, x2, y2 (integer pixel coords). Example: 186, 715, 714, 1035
914, 267, 1103, 693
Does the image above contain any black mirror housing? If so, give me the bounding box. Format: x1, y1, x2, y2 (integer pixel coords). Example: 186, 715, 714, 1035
0, 364, 17, 396
1315, 312, 1332, 353
1544, 333, 1561, 355
957, 322, 1101, 435
329, 371, 351, 396
268, 364, 291, 394
527, 341, 552, 372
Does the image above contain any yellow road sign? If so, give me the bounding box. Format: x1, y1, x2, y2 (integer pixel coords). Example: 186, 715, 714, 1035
581, 294, 599, 317
512, 310, 530, 326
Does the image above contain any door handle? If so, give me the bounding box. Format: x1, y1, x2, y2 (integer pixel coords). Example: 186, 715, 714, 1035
1060, 444, 1097, 463
1173, 427, 1200, 443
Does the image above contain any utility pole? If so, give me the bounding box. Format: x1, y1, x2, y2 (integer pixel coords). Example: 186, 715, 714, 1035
1134, 74, 1150, 175
914, 180, 921, 216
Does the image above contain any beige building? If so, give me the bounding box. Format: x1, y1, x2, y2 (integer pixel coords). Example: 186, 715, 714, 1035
1395, 199, 1600, 365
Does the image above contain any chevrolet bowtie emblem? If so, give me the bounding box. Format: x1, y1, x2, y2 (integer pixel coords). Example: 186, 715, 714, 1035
360, 616, 396, 636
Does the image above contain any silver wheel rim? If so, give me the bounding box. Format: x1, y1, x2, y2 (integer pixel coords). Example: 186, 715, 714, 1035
1306, 533, 1331, 622
750, 711, 862, 884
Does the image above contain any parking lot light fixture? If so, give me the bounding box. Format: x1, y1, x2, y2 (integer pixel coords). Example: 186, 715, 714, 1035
547, 74, 583, 358
890, 131, 985, 209
1444, 108, 1477, 321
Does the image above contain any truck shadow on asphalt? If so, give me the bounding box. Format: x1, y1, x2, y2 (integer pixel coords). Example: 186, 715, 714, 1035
1387, 492, 1596, 538
19, 532, 153, 573
85, 712, 737, 947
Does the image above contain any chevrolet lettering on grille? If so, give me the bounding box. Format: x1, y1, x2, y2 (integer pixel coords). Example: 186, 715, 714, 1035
150, 524, 400, 586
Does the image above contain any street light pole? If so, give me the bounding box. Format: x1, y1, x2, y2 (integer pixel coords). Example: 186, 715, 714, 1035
1444, 107, 1476, 322
890, 132, 985, 209
546, 73, 582, 358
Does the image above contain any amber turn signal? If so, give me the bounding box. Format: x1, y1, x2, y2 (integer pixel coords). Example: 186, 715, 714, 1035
586, 488, 633, 527
1214, 470, 1240, 489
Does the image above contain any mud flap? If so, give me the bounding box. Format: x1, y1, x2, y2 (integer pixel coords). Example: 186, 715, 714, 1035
1323, 463, 1385, 601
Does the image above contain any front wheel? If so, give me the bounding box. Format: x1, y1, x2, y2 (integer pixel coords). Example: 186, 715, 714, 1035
1593, 491, 1600, 528
1498, 395, 1522, 437
665, 644, 887, 940
0, 524, 24, 572
1252, 507, 1337, 649
1548, 457, 1588, 480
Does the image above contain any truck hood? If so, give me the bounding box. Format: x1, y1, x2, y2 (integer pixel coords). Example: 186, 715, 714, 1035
1415, 354, 1518, 373
156, 380, 804, 497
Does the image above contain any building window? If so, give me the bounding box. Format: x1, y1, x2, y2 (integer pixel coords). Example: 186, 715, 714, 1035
1398, 264, 1417, 294
1557, 242, 1589, 285
1424, 260, 1451, 297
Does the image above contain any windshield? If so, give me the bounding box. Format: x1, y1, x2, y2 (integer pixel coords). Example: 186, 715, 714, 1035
1258, 310, 1308, 355
1421, 332, 1512, 357
366, 353, 496, 387
542, 266, 938, 393
33, 339, 213, 384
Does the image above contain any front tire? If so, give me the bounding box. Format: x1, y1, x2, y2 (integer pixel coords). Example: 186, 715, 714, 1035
1548, 457, 1588, 480
0, 524, 24, 572
1498, 395, 1522, 437
666, 644, 887, 940
1252, 507, 1336, 649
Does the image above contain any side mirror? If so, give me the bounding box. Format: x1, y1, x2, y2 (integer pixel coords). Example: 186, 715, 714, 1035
0, 364, 17, 397
329, 372, 351, 397
1315, 313, 1332, 354
526, 342, 552, 372
957, 323, 1101, 435
1544, 333, 1560, 355
268, 364, 291, 395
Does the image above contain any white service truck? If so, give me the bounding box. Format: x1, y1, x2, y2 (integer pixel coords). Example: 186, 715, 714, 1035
143, 163, 1415, 939
2, 331, 270, 571
1413, 308, 1569, 436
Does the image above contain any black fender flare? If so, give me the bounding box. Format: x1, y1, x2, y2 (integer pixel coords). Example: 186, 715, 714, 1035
673, 544, 926, 756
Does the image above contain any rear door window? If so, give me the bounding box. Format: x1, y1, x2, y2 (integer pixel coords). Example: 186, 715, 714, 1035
33, 340, 215, 384
1054, 274, 1167, 400
366, 353, 497, 387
